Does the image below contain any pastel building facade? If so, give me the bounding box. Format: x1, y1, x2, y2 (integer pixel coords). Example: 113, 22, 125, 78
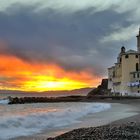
108, 29, 140, 96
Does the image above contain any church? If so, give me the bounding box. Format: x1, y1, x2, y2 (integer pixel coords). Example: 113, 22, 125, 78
108, 29, 140, 96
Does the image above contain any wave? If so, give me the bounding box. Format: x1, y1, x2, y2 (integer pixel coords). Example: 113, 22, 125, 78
0, 99, 9, 105
0, 103, 111, 139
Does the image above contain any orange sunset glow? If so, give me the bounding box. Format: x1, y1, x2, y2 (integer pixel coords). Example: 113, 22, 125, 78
0, 54, 101, 91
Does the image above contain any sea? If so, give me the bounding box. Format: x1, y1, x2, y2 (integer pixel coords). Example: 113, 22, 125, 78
0, 93, 111, 140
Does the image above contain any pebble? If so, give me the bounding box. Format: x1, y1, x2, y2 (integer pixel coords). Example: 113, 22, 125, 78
48, 122, 140, 140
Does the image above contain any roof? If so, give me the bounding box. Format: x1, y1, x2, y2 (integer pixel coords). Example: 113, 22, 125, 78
118, 49, 139, 57
124, 49, 139, 54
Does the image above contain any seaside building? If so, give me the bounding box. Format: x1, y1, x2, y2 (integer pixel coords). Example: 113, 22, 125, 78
108, 29, 140, 96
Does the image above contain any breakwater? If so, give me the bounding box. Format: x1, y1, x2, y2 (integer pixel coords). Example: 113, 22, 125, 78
8, 96, 85, 104
7, 95, 140, 104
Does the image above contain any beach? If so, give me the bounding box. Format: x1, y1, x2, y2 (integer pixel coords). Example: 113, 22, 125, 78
10, 99, 140, 140
51, 100, 140, 140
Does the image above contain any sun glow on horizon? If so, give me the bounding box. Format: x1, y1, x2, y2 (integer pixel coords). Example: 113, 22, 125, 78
23, 79, 91, 91
0, 54, 101, 92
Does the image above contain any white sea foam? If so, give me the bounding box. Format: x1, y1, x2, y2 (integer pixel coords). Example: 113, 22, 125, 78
0, 99, 9, 105
0, 103, 111, 139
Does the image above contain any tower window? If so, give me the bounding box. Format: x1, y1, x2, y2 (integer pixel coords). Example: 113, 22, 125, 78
136, 55, 138, 58
138, 90, 139, 93
125, 55, 129, 58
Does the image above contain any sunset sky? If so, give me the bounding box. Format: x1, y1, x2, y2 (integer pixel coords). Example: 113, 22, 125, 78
0, 0, 139, 91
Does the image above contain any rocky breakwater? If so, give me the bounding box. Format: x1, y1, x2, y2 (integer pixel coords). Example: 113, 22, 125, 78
8, 95, 85, 104
48, 122, 140, 140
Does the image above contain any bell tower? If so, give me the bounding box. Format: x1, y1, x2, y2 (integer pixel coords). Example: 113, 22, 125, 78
121, 46, 125, 53
136, 28, 140, 52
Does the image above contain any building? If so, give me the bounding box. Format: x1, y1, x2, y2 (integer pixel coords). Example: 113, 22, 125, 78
108, 29, 140, 96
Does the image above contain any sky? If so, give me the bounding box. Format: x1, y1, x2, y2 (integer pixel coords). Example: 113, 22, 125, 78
0, 0, 140, 91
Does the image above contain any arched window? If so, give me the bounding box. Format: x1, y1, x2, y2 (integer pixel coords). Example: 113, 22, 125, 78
136, 63, 139, 71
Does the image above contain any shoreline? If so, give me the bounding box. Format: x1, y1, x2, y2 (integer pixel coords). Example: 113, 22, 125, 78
50, 100, 140, 140
11, 99, 140, 140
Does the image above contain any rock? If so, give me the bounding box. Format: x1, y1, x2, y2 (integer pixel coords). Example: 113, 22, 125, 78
87, 79, 110, 98
87, 78, 110, 97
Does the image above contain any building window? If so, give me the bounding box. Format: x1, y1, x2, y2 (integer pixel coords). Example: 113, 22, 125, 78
125, 55, 129, 58
138, 85, 139, 88
138, 73, 140, 78
136, 55, 138, 58
133, 73, 135, 78
138, 90, 139, 93
136, 63, 139, 71
113, 71, 115, 78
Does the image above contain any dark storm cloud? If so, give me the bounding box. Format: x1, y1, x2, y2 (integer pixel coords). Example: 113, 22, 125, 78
0, 3, 138, 76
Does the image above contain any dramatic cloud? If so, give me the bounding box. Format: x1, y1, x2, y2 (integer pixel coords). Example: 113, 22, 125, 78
0, 0, 139, 14
0, 0, 140, 90
101, 24, 139, 43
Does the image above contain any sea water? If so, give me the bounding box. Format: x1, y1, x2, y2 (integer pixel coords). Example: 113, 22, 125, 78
0, 97, 111, 140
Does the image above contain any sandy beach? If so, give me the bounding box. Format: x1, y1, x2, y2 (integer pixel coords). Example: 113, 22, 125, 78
11, 99, 140, 140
